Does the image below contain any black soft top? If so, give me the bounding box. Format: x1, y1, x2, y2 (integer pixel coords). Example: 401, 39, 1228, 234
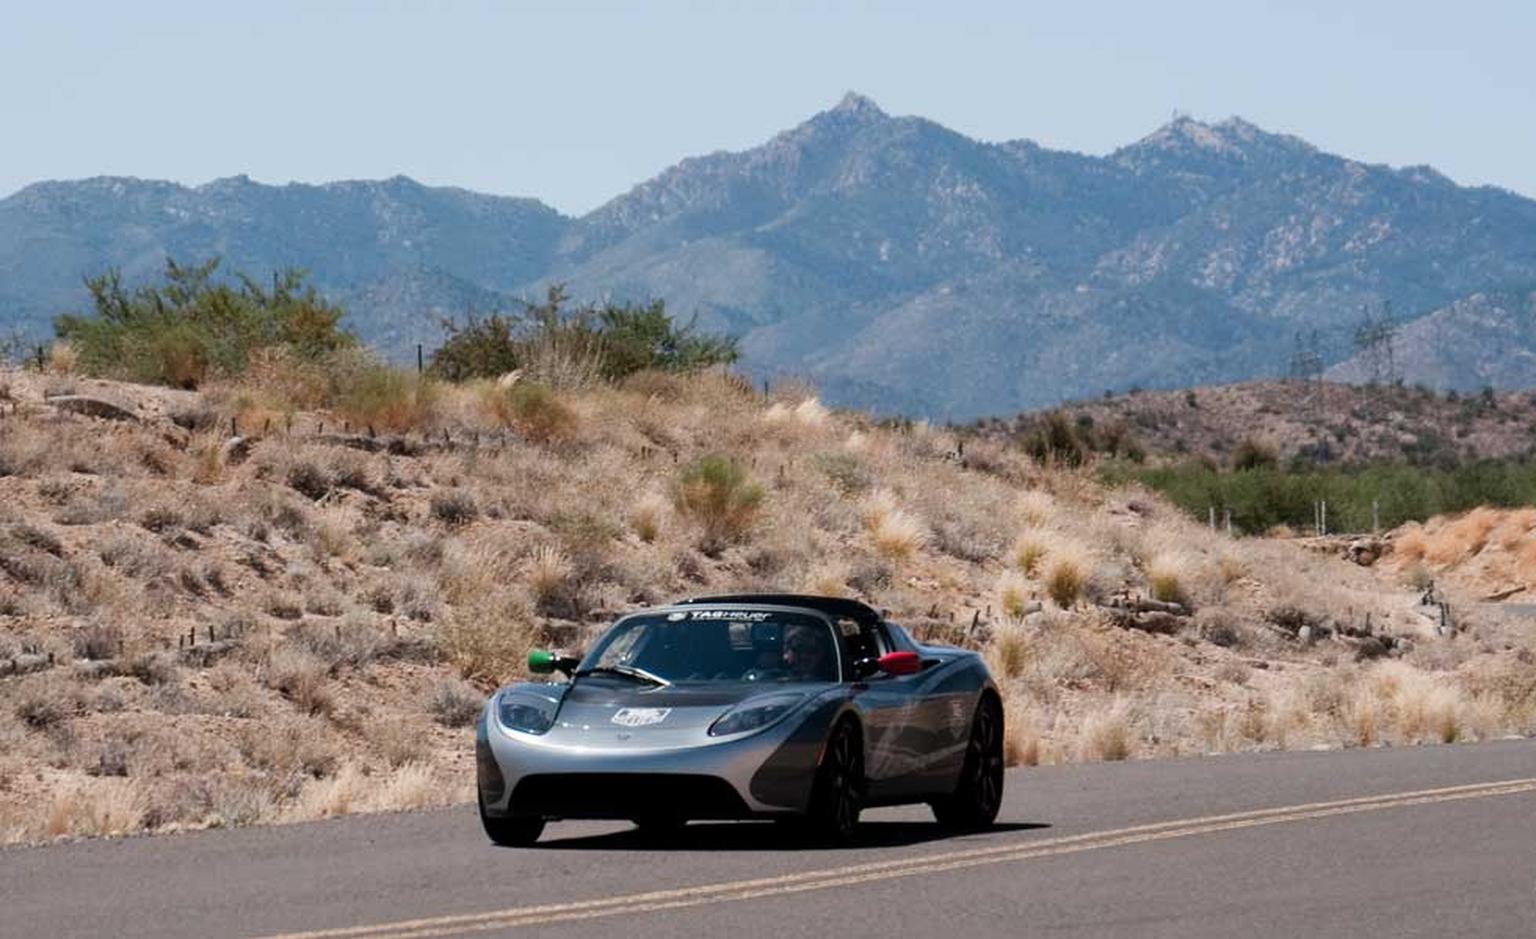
676, 594, 883, 629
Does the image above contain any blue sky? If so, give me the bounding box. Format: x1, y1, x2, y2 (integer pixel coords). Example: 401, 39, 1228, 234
4, 1, 1533, 214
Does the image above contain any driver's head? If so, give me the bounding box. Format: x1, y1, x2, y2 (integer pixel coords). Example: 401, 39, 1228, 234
783, 624, 831, 679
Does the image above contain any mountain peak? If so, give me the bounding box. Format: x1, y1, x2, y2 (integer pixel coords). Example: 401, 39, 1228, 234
830, 91, 887, 118
1116, 114, 1315, 170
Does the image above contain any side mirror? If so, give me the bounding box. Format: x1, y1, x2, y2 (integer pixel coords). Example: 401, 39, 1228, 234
528, 649, 580, 677
876, 651, 922, 676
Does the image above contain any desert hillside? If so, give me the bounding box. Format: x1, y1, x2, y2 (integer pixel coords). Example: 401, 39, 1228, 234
1, 365, 1533, 844
984, 380, 1536, 468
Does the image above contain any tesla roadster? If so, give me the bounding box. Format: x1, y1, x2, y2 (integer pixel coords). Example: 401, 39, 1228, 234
476, 594, 1004, 845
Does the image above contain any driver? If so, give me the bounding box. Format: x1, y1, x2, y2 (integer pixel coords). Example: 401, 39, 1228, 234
781, 623, 833, 681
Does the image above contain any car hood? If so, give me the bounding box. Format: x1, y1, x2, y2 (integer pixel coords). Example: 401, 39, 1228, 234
538, 678, 829, 749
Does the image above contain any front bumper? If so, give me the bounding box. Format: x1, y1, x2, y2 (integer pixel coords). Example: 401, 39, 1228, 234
478, 706, 823, 820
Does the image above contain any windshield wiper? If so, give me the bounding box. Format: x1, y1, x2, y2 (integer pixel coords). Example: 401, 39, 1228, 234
574, 664, 671, 687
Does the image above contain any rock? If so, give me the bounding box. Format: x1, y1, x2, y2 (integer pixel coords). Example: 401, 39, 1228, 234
1104, 593, 1188, 616
1355, 637, 1389, 660
220, 436, 253, 466
1297, 625, 1314, 644
72, 659, 121, 680
180, 640, 239, 667
1345, 538, 1386, 566
1113, 610, 1184, 635
48, 395, 140, 423
0, 653, 53, 677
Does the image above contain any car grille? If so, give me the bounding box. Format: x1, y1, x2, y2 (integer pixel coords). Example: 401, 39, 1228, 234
510, 773, 750, 820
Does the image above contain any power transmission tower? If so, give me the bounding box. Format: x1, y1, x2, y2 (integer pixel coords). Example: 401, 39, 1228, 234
1288, 328, 1325, 423
1352, 300, 1399, 387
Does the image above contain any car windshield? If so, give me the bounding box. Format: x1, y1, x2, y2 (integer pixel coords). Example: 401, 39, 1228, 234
579, 609, 841, 684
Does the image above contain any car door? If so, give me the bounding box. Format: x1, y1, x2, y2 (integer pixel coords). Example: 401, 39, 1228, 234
854, 624, 943, 802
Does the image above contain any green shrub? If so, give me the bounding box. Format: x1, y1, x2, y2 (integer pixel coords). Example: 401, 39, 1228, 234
1023, 412, 1087, 467
485, 382, 578, 443
333, 364, 438, 432
1103, 457, 1536, 534
430, 285, 737, 386
674, 456, 764, 553
56, 258, 353, 388
1232, 438, 1278, 471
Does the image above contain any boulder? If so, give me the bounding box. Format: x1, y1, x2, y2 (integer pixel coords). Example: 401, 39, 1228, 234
48, 395, 140, 423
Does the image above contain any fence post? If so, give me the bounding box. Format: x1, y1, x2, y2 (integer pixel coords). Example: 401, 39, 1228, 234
1372, 499, 1380, 535
1224, 508, 1232, 536
417, 344, 424, 375
1321, 500, 1328, 537
1209, 506, 1216, 531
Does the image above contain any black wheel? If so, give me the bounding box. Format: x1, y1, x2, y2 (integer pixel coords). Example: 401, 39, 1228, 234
931, 695, 1004, 831
479, 793, 544, 847
803, 719, 863, 843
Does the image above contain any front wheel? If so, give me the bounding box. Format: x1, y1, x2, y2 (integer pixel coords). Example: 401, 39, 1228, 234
801, 719, 863, 843
479, 794, 544, 847
931, 695, 1004, 831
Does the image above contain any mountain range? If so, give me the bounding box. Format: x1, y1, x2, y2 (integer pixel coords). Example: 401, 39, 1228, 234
4, 92, 1536, 418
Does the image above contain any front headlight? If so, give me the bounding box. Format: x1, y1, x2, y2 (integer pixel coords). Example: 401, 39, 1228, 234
708, 693, 805, 737
495, 689, 561, 735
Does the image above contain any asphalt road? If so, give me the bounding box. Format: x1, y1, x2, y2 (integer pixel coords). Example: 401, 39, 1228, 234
3, 740, 1535, 939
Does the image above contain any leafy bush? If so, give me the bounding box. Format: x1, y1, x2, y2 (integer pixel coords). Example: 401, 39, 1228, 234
674, 456, 764, 553
1023, 412, 1087, 467
1232, 438, 1278, 471
484, 382, 578, 443
56, 258, 353, 388
430, 285, 737, 386
332, 364, 437, 433
1104, 457, 1536, 534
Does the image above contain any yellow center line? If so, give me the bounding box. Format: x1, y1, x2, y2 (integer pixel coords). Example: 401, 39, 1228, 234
257, 777, 1536, 939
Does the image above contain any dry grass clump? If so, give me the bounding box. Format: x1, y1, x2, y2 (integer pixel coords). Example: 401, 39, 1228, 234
1012, 533, 1049, 577
1000, 697, 1041, 767
1146, 554, 1191, 606
47, 341, 78, 375
437, 601, 537, 684
332, 366, 439, 433
762, 396, 830, 430
1043, 546, 1090, 609
264, 648, 334, 717
427, 678, 485, 727
996, 571, 1034, 621
46, 779, 147, 838
629, 491, 669, 543
429, 491, 479, 526
1075, 698, 1137, 762
674, 455, 764, 553
868, 507, 927, 561
524, 544, 574, 607
1017, 489, 1055, 527
286, 762, 458, 822
986, 618, 1030, 679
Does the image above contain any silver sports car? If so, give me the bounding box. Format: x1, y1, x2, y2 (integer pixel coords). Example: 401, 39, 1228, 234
476, 594, 1004, 845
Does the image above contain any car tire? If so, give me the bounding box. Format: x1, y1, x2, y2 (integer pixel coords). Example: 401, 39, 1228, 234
931, 694, 1004, 831
479, 794, 545, 847
802, 719, 863, 844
